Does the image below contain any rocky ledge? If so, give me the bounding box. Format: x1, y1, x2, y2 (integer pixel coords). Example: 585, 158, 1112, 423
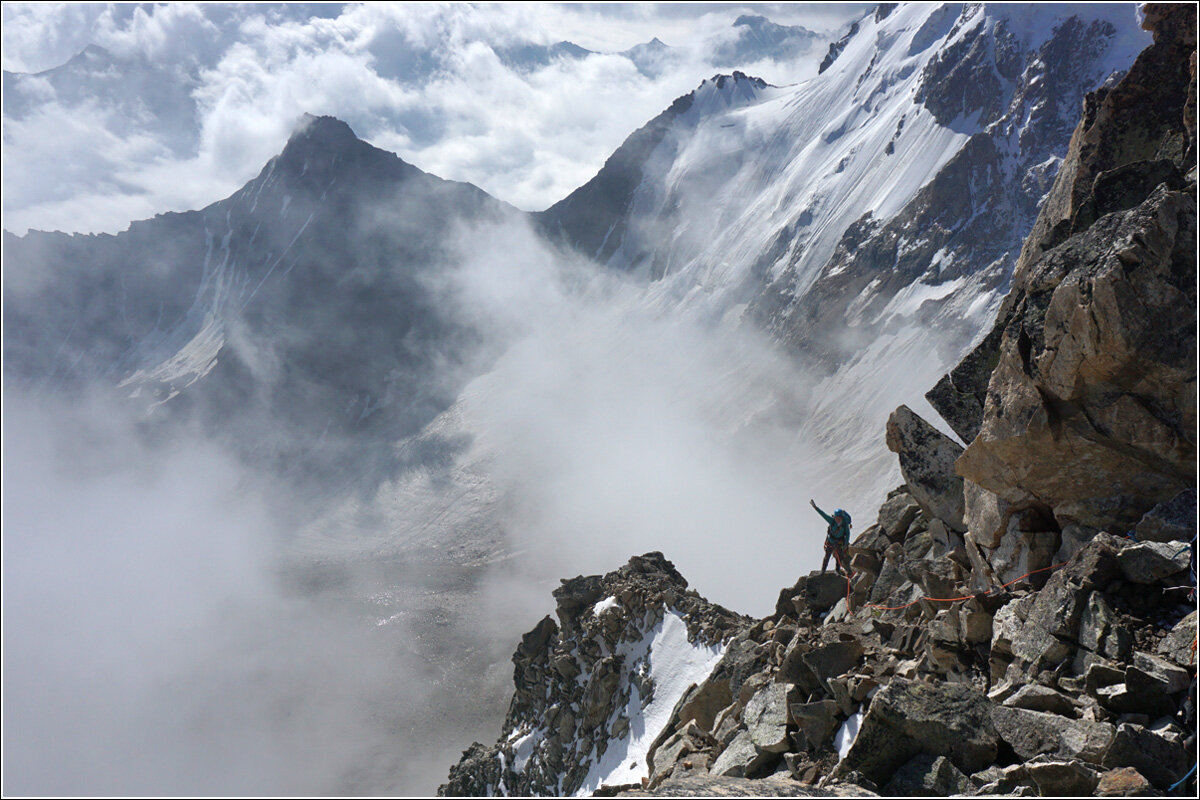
439, 553, 752, 797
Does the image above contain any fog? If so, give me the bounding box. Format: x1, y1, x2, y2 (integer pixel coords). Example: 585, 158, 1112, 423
1, 197, 984, 797
297, 215, 966, 619
2, 389, 514, 795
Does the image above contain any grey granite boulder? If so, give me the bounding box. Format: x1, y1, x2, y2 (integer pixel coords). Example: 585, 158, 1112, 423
830, 678, 998, 785
991, 705, 1115, 763
885, 405, 966, 532
1101, 721, 1192, 788
881, 754, 970, 796
745, 683, 790, 753
1116, 540, 1189, 584
710, 730, 777, 779
1156, 611, 1198, 667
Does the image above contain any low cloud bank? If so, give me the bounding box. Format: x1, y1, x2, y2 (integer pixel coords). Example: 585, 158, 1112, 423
1, 3, 863, 235
1, 391, 508, 795
412, 219, 922, 617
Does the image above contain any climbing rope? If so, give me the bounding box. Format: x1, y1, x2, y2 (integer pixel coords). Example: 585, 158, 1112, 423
1167, 762, 1196, 791
860, 561, 1071, 612
832, 547, 855, 613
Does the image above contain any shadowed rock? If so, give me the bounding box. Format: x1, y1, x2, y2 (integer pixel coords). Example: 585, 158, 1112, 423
885, 405, 965, 532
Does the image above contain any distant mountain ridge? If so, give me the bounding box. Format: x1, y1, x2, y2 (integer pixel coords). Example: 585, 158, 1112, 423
5, 3, 1153, 523
4, 114, 514, 490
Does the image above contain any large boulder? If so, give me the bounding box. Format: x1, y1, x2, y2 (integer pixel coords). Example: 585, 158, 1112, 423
1156, 610, 1198, 667
1002, 684, 1077, 716
776, 572, 849, 619
1116, 540, 1190, 583
745, 683, 790, 753
1077, 591, 1132, 661
709, 730, 777, 779
787, 699, 839, 752
1101, 722, 1193, 788
830, 678, 998, 785
1025, 758, 1101, 797
1134, 488, 1197, 543
885, 406, 966, 532
881, 754, 970, 797
779, 638, 864, 693
1094, 766, 1157, 796
1008, 571, 1088, 671
674, 676, 734, 734
991, 705, 1115, 763
874, 490, 922, 541
708, 633, 773, 701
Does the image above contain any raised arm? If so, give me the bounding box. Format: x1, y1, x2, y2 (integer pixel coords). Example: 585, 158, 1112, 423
809, 499, 835, 524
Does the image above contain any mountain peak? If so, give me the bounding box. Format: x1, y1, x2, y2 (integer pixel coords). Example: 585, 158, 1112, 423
272, 113, 377, 179
733, 14, 768, 27
289, 113, 359, 147
704, 71, 769, 92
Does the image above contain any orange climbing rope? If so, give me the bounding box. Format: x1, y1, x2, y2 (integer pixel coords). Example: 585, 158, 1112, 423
858, 560, 1071, 612
833, 548, 855, 613
1190, 635, 1197, 666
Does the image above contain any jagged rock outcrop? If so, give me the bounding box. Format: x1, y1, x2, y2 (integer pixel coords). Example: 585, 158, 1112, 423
923, 3, 1197, 577
608, 519, 1193, 797
885, 405, 966, 532
439, 553, 750, 797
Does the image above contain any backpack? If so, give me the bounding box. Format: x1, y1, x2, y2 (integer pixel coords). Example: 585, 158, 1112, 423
829, 509, 851, 543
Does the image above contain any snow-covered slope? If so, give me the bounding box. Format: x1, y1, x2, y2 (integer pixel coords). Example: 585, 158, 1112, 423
538, 1, 1148, 504
548, 4, 1146, 315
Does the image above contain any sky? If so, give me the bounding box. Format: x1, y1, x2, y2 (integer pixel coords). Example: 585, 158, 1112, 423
0, 2, 871, 235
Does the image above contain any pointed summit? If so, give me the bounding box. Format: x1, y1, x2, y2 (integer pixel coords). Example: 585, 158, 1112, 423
284, 113, 361, 153
272, 113, 404, 186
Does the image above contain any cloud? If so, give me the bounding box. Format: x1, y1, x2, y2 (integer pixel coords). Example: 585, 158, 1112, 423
1, 3, 111, 72
0, 388, 518, 794
384, 217, 902, 618
2, 3, 868, 235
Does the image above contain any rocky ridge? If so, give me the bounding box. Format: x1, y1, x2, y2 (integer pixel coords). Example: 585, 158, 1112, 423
441, 5, 1197, 797
440, 553, 752, 797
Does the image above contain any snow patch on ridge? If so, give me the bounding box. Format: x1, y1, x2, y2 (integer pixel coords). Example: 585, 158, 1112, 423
574, 609, 725, 795
593, 596, 620, 616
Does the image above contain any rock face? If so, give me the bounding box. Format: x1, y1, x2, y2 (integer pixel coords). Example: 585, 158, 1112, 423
830, 679, 998, 783
928, 3, 1198, 567
439, 553, 749, 796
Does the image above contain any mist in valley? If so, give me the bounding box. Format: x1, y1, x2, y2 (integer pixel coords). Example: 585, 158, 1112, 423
3, 204, 965, 794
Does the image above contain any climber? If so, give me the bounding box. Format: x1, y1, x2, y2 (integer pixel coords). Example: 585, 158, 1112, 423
811, 499, 852, 576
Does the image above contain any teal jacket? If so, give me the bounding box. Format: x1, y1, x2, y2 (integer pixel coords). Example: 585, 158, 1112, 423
813, 504, 850, 544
